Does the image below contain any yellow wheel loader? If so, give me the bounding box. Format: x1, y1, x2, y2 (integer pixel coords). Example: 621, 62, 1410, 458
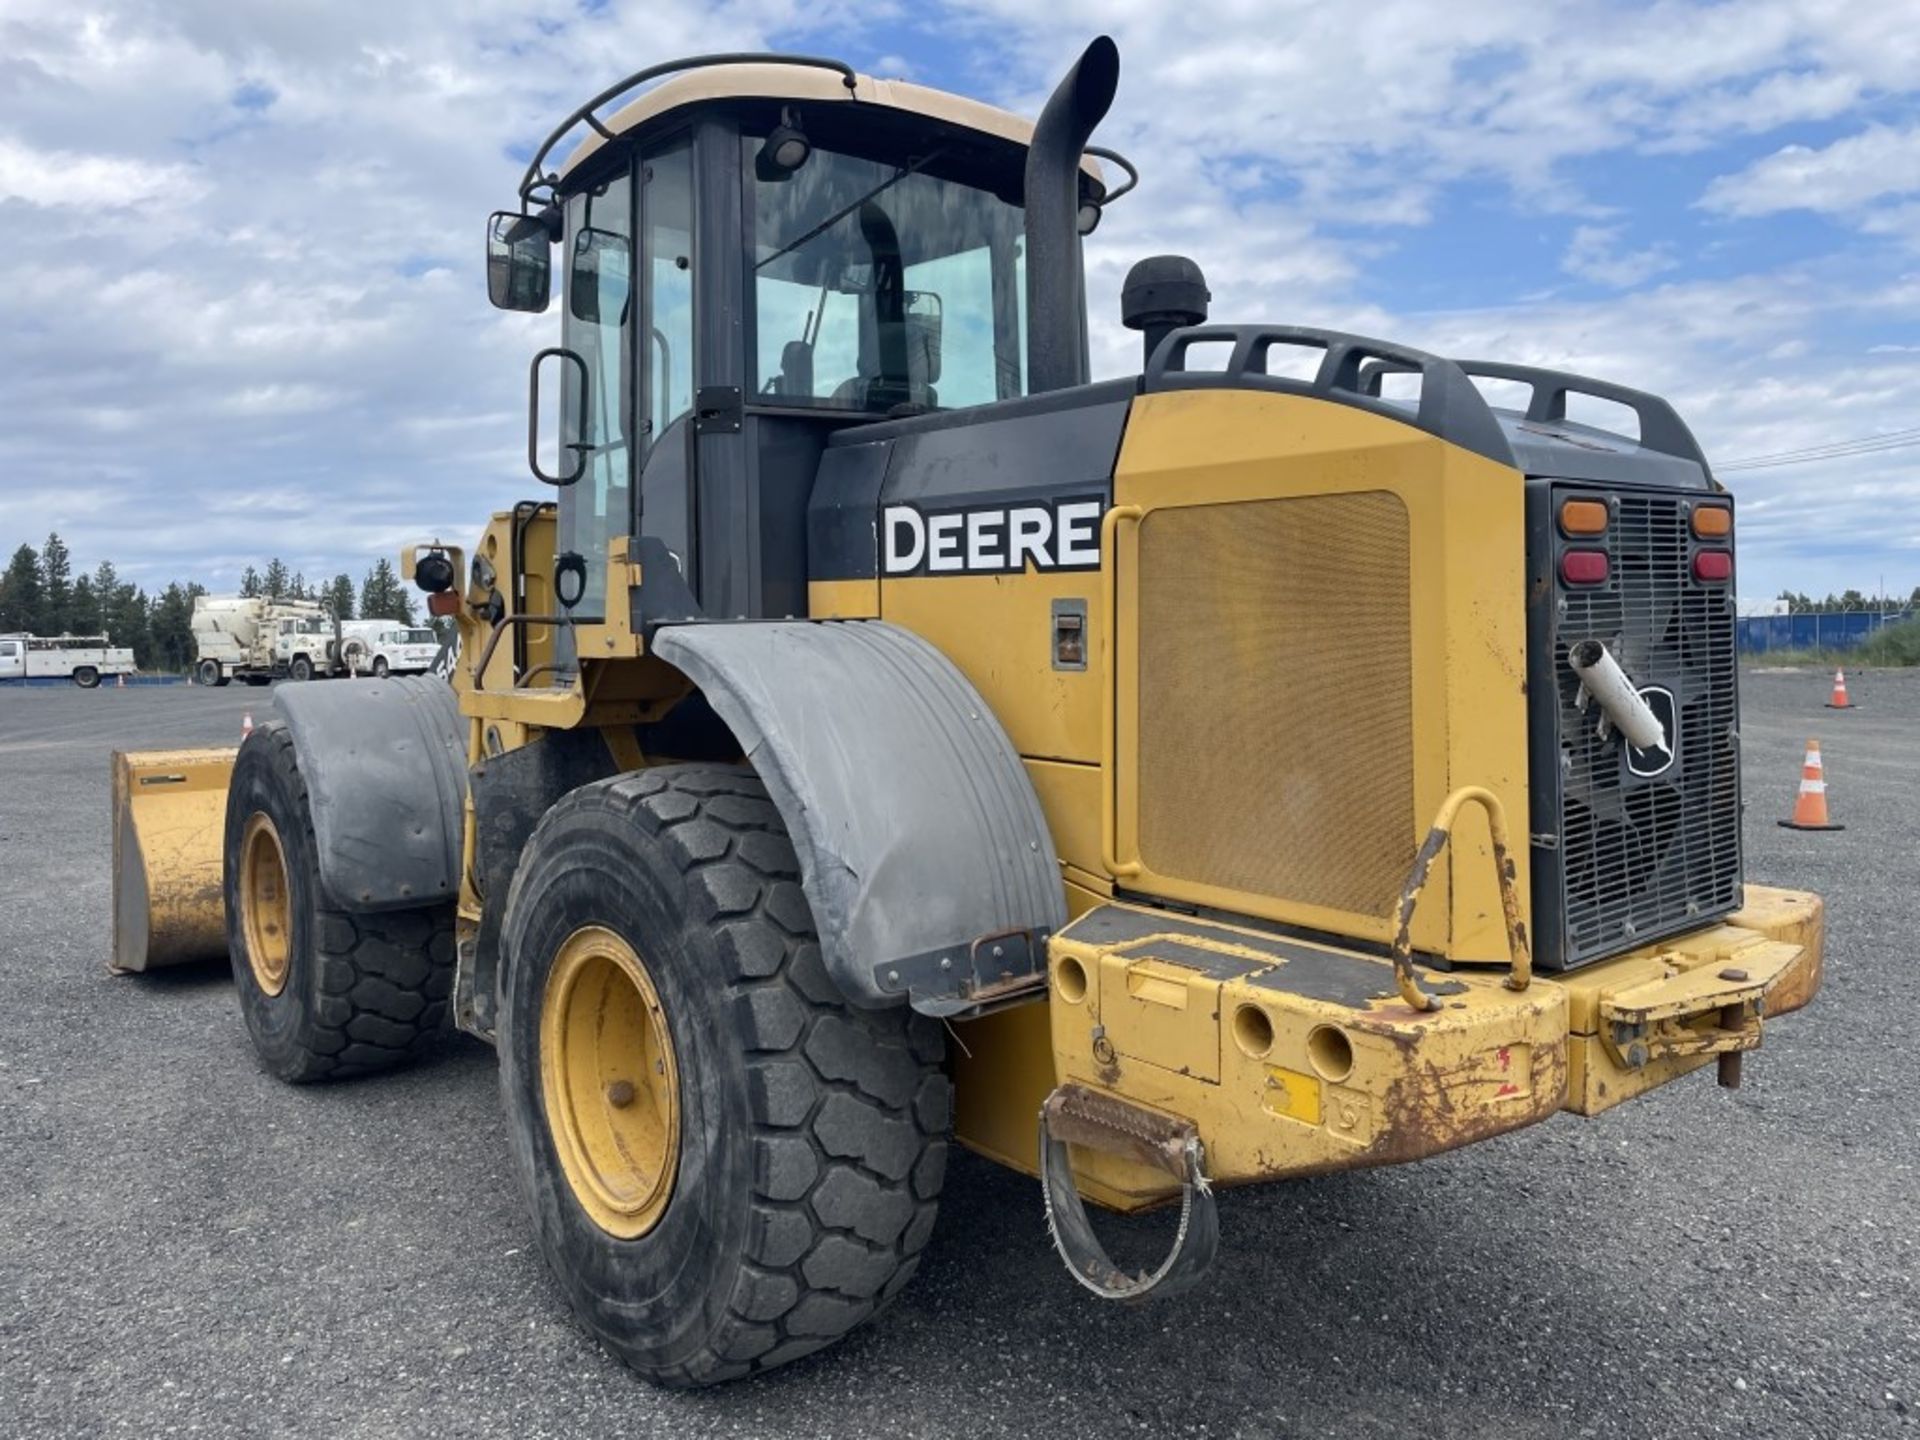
112, 37, 1824, 1385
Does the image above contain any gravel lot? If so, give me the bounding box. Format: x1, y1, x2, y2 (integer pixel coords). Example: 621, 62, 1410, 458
2, 671, 1915, 1439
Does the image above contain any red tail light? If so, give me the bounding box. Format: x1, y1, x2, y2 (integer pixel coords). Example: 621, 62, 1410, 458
1560, 550, 1609, 585
1692, 550, 1732, 583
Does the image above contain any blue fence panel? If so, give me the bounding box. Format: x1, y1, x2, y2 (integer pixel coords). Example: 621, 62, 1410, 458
1738, 610, 1914, 655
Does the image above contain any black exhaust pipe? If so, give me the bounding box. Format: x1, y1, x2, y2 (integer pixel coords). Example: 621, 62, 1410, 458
1024, 36, 1119, 394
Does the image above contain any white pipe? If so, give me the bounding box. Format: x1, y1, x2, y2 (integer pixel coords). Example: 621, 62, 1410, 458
1569, 640, 1669, 754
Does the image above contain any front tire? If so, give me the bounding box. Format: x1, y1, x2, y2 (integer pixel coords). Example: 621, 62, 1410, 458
223, 723, 456, 1081
372, 656, 390, 678
288, 655, 313, 683
500, 765, 950, 1387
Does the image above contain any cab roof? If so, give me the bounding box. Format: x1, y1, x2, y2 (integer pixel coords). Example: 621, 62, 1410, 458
552, 62, 1104, 192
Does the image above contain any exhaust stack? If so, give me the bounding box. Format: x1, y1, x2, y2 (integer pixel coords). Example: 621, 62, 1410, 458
1023, 36, 1120, 394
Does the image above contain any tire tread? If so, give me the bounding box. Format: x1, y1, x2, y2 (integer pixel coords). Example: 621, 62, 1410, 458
521, 765, 948, 1386
238, 724, 454, 1082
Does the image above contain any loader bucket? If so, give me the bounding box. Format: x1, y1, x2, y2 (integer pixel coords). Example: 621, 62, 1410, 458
111, 748, 237, 972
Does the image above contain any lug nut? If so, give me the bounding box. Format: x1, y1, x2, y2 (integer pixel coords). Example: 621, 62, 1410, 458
606, 1080, 636, 1108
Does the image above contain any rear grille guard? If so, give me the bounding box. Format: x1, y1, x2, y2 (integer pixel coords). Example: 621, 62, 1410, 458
1544, 489, 1742, 966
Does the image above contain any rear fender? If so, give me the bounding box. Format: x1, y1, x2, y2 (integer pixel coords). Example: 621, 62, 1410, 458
651, 620, 1066, 1017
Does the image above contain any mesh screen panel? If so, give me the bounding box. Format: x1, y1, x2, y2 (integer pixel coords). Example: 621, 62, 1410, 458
1135, 492, 1415, 918
1549, 490, 1742, 962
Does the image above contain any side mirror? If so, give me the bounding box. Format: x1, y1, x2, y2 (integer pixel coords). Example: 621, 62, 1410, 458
487, 211, 552, 313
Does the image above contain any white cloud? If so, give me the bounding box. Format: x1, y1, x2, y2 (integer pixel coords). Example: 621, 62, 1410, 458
1562, 224, 1678, 289
1701, 124, 1920, 218
1, 0, 1918, 605
0, 135, 202, 208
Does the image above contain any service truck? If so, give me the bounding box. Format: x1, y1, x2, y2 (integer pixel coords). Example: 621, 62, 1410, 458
0, 633, 136, 687
335, 621, 443, 678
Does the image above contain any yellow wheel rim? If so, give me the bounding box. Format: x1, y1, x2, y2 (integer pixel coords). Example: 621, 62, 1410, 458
239, 813, 293, 997
540, 925, 681, 1239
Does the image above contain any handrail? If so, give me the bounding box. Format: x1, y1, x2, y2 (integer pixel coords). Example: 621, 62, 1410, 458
1084, 145, 1138, 203
1390, 785, 1533, 1012
472, 614, 568, 687
1099, 505, 1144, 879
519, 53, 858, 206
1145, 324, 1515, 468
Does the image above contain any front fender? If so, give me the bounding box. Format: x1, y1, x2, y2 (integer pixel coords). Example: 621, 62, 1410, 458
651, 620, 1065, 1017
274, 674, 466, 910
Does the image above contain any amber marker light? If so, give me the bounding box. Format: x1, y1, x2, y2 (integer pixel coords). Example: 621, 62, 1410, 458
1692, 504, 1732, 538
1559, 499, 1609, 536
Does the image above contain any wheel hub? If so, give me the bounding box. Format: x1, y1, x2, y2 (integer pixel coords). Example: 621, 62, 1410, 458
540, 925, 681, 1238
238, 812, 293, 996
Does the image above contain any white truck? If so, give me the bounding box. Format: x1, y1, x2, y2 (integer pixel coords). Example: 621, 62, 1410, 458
0, 633, 137, 687
191, 596, 342, 686
334, 622, 442, 678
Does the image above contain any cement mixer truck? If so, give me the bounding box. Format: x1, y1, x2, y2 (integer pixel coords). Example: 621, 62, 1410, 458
190, 596, 339, 686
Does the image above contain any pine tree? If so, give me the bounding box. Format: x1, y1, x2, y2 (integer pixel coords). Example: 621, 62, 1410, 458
148, 582, 199, 673
325, 573, 356, 621
360, 559, 406, 621
0, 544, 44, 634
262, 558, 291, 600
68, 575, 100, 635
239, 566, 262, 598
104, 582, 151, 666
40, 533, 72, 635
289, 571, 308, 601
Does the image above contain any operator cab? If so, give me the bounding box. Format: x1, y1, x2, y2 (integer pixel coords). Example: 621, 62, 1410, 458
487, 53, 1124, 637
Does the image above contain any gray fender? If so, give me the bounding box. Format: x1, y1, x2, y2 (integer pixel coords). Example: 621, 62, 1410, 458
651, 620, 1066, 1017
273, 675, 466, 911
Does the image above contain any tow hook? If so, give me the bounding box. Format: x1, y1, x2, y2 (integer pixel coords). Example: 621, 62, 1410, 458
1037, 1084, 1218, 1302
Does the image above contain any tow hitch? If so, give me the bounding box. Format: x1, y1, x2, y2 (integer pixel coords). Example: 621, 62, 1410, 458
1037, 1084, 1218, 1301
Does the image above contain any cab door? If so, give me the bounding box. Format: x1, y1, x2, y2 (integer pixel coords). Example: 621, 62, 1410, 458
0, 638, 22, 680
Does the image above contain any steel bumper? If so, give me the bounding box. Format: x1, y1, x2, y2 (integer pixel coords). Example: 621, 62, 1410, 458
1042, 885, 1823, 1211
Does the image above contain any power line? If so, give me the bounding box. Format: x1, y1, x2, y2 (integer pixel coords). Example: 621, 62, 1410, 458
1717, 425, 1920, 472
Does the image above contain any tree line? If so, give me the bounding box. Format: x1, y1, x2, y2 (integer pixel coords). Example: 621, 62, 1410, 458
0, 533, 423, 673
234, 555, 419, 628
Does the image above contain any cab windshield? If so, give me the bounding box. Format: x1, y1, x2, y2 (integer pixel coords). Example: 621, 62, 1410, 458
747, 141, 1028, 412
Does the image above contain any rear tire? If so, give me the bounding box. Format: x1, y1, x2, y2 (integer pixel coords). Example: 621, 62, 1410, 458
499, 765, 950, 1387
73, 666, 99, 688
223, 722, 456, 1082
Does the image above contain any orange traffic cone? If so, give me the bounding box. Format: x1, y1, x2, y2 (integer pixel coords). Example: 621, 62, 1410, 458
1778, 739, 1844, 831
241, 711, 254, 740
1825, 669, 1855, 709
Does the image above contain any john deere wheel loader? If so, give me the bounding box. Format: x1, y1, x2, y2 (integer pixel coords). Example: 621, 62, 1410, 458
112, 37, 1824, 1385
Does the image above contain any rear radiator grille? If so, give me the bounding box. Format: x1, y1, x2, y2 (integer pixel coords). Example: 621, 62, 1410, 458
1135, 492, 1414, 917
1550, 491, 1741, 963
